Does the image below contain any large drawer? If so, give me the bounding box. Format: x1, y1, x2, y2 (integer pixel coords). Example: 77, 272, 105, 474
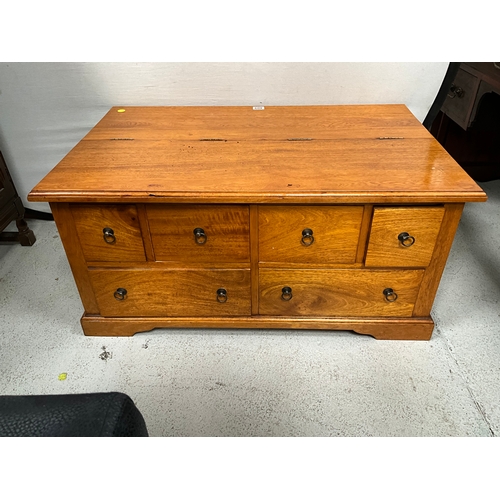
71, 204, 146, 262
259, 269, 424, 317
365, 207, 445, 268
147, 205, 250, 264
259, 206, 364, 265
89, 269, 251, 317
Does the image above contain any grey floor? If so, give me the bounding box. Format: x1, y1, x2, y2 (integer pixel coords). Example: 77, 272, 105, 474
1, 181, 499, 437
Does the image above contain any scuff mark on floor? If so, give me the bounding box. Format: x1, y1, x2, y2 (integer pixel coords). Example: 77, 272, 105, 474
99, 346, 112, 361
142, 339, 151, 349
437, 325, 496, 436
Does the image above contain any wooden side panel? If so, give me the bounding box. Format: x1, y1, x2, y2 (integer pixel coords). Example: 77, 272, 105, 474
50, 203, 99, 314
259, 269, 424, 317
259, 206, 363, 265
365, 207, 445, 267
71, 204, 146, 262
147, 205, 250, 264
413, 203, 464, 316
89, 269, 251, 317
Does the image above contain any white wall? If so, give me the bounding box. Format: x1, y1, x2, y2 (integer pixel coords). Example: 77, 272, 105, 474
0, 62, 448, 212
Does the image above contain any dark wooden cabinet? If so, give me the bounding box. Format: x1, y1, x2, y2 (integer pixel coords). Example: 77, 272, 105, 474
431, 62, 500, 181
0, 150, 35, 245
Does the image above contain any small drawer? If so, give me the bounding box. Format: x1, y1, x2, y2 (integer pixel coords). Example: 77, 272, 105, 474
441, 67, 478, 130
259, 206, 364, 265
71, 204, 146, 262
89, 269, 251, 317
147, 205, 250, 264
365, 207, 445, 268
259, 269, 424, 317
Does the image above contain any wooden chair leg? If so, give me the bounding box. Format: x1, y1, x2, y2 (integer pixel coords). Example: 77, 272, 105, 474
16, 217, 36, 246
0, 217, 36, 245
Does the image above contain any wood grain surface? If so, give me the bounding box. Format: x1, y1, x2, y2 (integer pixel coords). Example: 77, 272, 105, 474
28, 105, 487, 204
81, 314, 435, 340
71, 204, 146, 262
259, 205, 363, 264
82, 105, 432, 141
146, 204, 250, 264
413, 203, 465, 316
258, 269, 424, 317
50, 203, 99, 313
89, 269, 251, 317
365, 207, 445, 268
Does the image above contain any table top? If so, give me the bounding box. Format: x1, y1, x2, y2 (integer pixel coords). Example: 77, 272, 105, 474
28, 105, 487, 204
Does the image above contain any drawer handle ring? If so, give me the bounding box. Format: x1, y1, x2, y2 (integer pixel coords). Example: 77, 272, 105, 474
216, 288, 228, 303
301, 228, 315, 246
398, 232, 415, 247
103, 227, 116, 244
281, 286, 293, 301
383, 288, 398, 302
114, 288, 127, 300
447, 84, 464, 99
194, 227, 207, 245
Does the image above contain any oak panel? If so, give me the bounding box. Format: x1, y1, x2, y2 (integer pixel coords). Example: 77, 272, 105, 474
89, 269, 251, 317
147, 205, 250, 264
71, 204, 146, 262
365, 207, 445, 268
259, 205, 363, 264
259, 269, 424, 317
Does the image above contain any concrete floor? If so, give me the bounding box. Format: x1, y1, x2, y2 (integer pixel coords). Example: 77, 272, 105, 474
1, 180, 499, 437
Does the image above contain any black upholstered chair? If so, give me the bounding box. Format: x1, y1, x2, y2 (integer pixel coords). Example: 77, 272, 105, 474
0, 392, 148, 437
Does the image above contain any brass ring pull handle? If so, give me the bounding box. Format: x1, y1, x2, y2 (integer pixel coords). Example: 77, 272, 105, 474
114, 288, 127, 300
194, 227, 207, 245
301, 228, 314, 246
281, 286, 293, 301
216, 288, 227, 303
103, 227, 116, 244
447, 84, 465, 99
383, 288, 398, 302
398, 232, 415, 247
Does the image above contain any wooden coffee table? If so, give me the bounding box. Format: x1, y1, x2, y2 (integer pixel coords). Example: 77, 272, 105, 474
28, 105, 487, 339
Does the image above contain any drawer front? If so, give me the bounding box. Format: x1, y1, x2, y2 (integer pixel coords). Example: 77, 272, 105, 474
147, 205, 250, 264
441, 67, 478, 130
71, 204, 146, 262
89, 269, 251, 317
259, 206, 364, 264
259, 269, 424, 317
365, 207, 445, 268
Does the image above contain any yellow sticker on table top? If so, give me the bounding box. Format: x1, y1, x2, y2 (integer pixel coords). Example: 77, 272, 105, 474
117, 109, 126, 113
58, 373, 67, 381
